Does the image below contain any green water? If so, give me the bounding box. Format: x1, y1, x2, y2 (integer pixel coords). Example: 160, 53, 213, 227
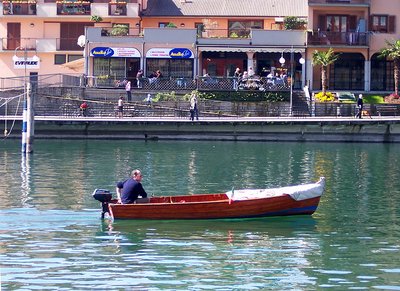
0, 139, 399, 290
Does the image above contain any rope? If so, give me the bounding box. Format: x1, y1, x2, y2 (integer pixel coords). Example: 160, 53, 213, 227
0, 92, 24, 108
2, 93, 24, 139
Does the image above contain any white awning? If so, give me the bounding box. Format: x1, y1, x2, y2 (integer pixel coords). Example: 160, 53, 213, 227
61, 58, 84, 72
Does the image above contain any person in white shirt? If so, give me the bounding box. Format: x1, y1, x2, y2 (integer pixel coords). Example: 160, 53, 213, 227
117, 96, 124, 118
125, 80, 131, 102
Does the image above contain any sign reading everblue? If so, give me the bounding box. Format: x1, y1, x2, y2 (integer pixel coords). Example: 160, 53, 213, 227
169, 48, 192, 59
91, 47, 115, 58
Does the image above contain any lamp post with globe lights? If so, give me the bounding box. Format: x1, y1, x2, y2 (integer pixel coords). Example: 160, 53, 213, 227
278, 46, 305, 117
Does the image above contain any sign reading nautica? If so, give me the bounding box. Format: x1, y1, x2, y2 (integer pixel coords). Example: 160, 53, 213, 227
91, 47, 141, 58
146, 48, 193, 58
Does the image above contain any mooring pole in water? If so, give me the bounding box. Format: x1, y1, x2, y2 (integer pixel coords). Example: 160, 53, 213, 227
21, 96, 27, 153
26, 82, 34, 154
22, 82, 34, 154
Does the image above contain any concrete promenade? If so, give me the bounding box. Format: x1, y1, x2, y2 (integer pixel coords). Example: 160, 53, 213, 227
1, 115, 400, 142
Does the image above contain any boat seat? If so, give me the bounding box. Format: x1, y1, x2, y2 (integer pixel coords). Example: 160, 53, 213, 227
134, 197, 150, 204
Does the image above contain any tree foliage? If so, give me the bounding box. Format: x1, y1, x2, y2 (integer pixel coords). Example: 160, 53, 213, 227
378, 39, 400, 97
284, 17, 307, 30
312, 48, 340, 95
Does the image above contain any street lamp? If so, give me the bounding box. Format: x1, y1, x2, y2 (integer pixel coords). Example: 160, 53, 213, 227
13, 47, 39, 91
12, 47, 39, 154
279, 47, 305, 117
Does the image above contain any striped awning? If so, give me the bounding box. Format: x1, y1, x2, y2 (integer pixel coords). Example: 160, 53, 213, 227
198, 47, 305, 53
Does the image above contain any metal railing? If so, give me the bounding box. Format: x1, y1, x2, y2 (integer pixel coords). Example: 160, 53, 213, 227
56, 2, 91, 15
0, 73, 82, 92
1, 38, 89, 51
2, 2, 37, 15
1, 74, 304, 93
309, 0, 370, 4
198, 29, 252, 39
2, 92, 400, 119
307, 31, 369, 46
86, 76, 301, 91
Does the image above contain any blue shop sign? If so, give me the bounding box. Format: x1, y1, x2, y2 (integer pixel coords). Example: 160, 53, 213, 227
169, 48, 192, 59
91, 47, 115, 58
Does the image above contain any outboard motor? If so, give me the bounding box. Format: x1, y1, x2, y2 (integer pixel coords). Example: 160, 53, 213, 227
92, 189, 112, 218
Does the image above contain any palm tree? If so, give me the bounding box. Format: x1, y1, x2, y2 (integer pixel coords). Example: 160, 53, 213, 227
312, 48, 340, 95
378, 39, 400, 97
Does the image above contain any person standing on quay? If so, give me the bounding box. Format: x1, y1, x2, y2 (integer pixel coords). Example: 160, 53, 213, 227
356, 94, 363, 119
125, 79, 132, 102
233, 67, 241, 90
190, 91, 199, 121
136, 69, 143, 89
117, 96, 124, 118
146, 93, 152, 107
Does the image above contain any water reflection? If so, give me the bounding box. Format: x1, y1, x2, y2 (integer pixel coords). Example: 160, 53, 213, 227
96, 217, 321, 289
1, 140, 400, 290
20, 154, 32, 207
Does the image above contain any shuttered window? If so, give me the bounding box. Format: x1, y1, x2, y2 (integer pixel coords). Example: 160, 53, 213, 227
370, 15, 395, 33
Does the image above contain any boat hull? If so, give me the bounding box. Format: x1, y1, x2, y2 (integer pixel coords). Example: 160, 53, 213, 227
108, 194, 321, 220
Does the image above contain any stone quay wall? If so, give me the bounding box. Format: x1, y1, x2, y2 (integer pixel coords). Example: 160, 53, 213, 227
1, 118, 400, 143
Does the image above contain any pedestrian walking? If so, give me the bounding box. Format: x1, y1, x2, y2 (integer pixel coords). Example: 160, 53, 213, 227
125, 80, 132, 102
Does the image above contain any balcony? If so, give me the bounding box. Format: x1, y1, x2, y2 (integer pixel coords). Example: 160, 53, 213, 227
56, 0, 90, 15
198, 29, 251, 39
309, 0, 370, 5
1, 38, 37, 51
307, 30, 368, 46
109, 1, 126, 16
197, 29, 306, 47
2, 0, 37, 15
0, 37, 88, 51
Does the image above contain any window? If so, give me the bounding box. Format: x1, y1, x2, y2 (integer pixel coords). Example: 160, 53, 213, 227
146, 59, 193, 78
228, 20, 263, 38
55, 54, 66, 64
93, 58, 126, 86
158, 22, 169, 28
195, 22, 204, 37
68, 54, 82, 62
372, 15, 387, 32
326, 15, 347, 32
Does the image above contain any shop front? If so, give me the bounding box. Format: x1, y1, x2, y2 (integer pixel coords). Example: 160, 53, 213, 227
145, 48, 194, 78
90, 46, 141, 87
199, 48, 305, 89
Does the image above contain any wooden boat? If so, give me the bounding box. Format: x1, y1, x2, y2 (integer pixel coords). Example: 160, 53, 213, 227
93, 177, 325, 220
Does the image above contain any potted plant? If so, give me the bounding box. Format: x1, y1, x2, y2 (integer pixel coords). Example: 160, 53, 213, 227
166, 22, 177, 28
284, 16, 307, 30
90, 15, 103, 22
110, 24, 128, 36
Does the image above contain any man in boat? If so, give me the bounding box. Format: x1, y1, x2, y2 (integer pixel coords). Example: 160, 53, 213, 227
116, 169, 148, 204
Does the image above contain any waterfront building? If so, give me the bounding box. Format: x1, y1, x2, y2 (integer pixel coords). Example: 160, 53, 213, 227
307, 0, 400, 92
0, 0, 143, 78
1, 0, 399, 93
85, 0, 308, 89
